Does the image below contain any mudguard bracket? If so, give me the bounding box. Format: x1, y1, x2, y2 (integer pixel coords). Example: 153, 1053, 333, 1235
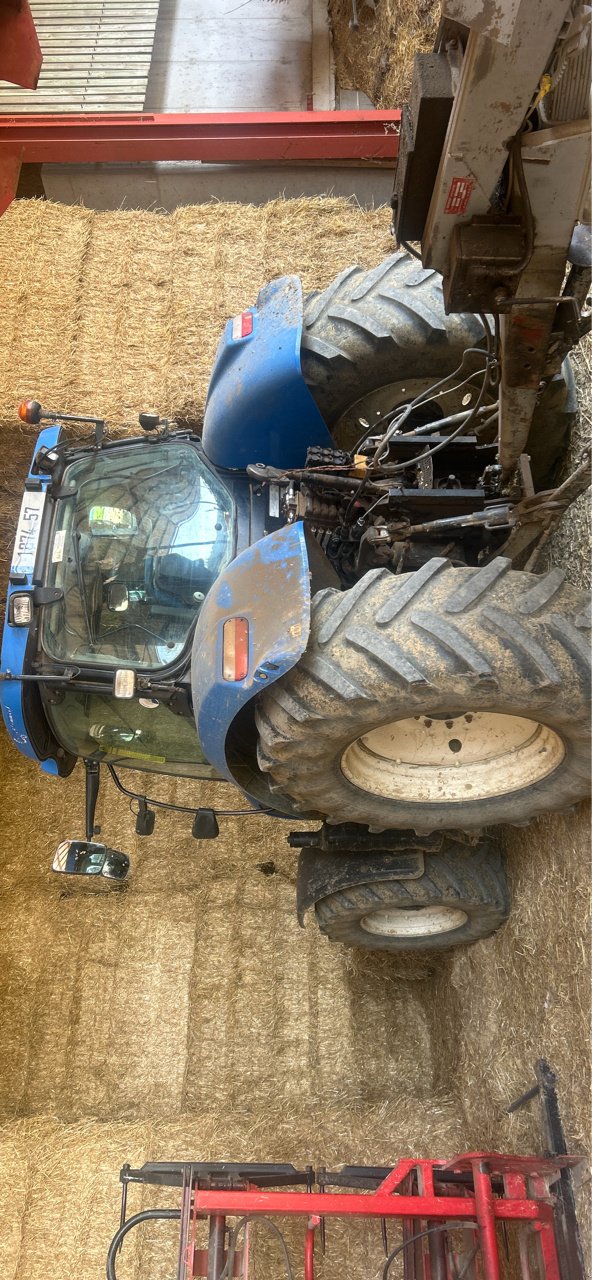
295, 842, 446, 925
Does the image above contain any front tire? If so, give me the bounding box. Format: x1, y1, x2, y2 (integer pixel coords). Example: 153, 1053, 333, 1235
300, 253, 577, 487
300, 253, 485, 432
314, 840, 510, 953
256, 559, 590, 833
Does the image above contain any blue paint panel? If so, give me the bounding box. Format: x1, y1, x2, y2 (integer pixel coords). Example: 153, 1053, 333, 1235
191, 522, 310, 800
0, 426, 60, 766
202, 276, 333, 471
40, 758, 60, 775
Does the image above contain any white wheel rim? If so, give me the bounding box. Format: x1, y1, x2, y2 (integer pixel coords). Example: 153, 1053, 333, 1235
341, 712, 565, 802
361, 904, 468, 938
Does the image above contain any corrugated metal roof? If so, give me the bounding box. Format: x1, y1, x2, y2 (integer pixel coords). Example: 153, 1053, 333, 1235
0, 1, 160, 112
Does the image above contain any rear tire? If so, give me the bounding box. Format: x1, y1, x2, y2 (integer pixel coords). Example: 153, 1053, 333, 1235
256, 559, 591, 832
314, 840, 510, 953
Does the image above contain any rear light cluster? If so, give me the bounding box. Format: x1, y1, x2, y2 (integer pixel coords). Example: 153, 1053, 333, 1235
222, 617, 249, 681
231, 310, 254, 341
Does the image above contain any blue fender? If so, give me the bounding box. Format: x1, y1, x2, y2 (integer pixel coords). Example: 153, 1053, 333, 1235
1, 426, 61, 773
191, 523, 312, 799
202, 275, 333, 471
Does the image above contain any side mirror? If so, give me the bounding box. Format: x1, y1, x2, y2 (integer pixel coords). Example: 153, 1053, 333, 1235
107, 584, 129, 612
52, 840, 130, 880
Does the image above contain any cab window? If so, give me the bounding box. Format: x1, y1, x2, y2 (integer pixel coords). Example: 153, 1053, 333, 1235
44, 688, 222, 780
42, 441, 234, 670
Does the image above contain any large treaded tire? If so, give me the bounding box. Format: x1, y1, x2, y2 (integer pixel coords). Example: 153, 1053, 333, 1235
255, 559, 590, 833
300, 253, 577, 488
314, 840, 510, 953
300, 253, 484, 426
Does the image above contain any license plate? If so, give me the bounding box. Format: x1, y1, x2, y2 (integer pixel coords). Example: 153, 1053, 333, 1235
12, 490, 46, 577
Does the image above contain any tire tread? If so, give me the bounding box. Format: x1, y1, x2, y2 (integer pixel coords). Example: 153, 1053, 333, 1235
483, 606, 562, 687
444, 558, 511, 614
314, 845, 510, 953
256, 562, 590, 832
410, 610, 493, 678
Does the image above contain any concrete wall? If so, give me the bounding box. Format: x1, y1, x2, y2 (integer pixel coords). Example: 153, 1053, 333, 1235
41, 161, 393, 210
40, 0, 383, 211
145, 0, 333, 112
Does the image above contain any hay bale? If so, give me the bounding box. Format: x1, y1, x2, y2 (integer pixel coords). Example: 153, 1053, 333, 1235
0, 197, 391, 431
329, 0, 439, 108
0, 869, 436, 1126
428, 806, 592, 1149
0, 1118, 149, 1280
0, 887, 196, 1121
183, 877, 435, 1114
0, 201, 93, 417
0, 1125, 28, 1277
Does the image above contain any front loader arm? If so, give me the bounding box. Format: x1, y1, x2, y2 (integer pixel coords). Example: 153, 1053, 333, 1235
392, 0, 591, 475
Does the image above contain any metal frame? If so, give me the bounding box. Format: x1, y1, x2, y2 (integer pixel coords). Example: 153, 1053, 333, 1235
0, 109, 400, 216
107, 1063, 585, 1280
414, 0, 591, 476
422, 0, 576, 274
108, 1149, 580, 1280
507, 1060, 587, 1280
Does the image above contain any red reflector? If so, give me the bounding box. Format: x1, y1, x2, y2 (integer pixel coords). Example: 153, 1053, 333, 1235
222, 617, 249, 681
231, 310, 254, 341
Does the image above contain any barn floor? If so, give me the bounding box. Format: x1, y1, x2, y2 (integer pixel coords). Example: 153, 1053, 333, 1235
0, 199, 590, 1278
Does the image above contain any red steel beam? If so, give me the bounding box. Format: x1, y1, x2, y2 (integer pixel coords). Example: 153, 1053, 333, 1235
191, 1187, 552, 1222
0, 108, 400, 217
0, 0, 42, 91
0, 109, 400, 164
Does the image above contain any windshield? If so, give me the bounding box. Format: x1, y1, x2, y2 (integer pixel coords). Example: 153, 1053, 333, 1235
42, 441, 234, 669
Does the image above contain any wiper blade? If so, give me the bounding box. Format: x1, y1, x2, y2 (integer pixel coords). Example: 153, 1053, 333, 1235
73, 531, 95, 644
101, 621, 176, 649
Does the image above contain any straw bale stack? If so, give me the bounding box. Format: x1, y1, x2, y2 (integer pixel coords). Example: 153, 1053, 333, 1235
0, 871, 439, 1126
428, 805, 591, 1138
0, 198, 390, 433
0, 746, 439, 1114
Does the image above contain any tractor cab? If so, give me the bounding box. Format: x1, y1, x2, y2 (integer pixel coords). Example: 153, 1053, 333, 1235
1, 406, 246, 874
39, 435, 234, 674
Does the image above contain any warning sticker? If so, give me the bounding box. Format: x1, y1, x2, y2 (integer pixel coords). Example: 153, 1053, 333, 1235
52, 529, 66, 563
444, 176, 475, 215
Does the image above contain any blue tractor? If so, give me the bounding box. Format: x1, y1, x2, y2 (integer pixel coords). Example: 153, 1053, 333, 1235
2, 256, 589, 952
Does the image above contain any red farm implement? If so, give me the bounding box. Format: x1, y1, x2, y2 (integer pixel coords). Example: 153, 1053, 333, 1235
106, 1062, 586, 1280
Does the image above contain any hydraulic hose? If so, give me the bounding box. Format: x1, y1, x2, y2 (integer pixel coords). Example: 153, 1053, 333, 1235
105, 1208, 181, 1280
